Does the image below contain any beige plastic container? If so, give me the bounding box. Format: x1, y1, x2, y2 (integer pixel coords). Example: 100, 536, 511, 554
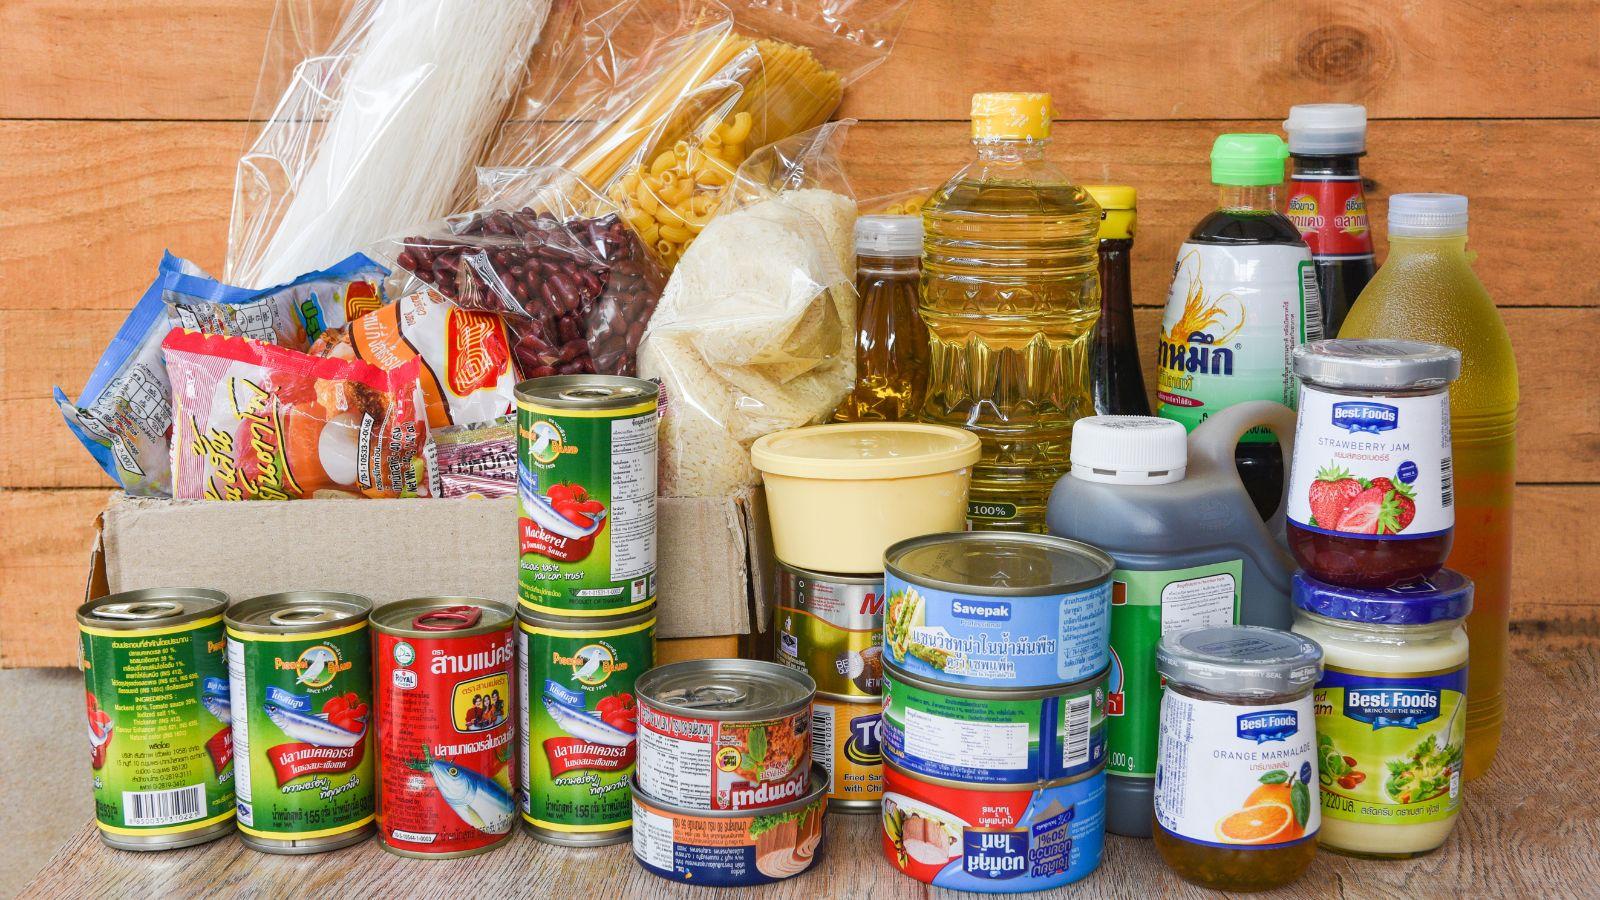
751, 423, 980, 573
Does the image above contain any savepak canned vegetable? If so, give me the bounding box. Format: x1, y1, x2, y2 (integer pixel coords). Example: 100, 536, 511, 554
884, 533, 1114, 689
78, 588, 236, 851
810, 696, 883, 812
519, 606, 655, 845
881, 663, 1107, 786
373, 598, 517, 858
636, 659, 815, 812
516, 375, 659, 618
225, 591, 375, 854
631, 766, 828, 885
774, 563, 884, 698
881, 762, 1107, 892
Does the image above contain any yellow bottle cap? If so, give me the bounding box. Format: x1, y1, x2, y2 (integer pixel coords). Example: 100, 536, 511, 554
1085, 184, 1136, 240
971, 92, 1052, 141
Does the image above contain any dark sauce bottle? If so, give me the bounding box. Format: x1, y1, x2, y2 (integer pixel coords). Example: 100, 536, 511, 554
1284, 104, 1376, 337
1085, 185, 1150, 416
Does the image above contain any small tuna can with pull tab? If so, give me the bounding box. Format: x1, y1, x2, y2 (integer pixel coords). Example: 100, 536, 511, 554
374, 598, 517, 858
884, 532, 1114, 690
517, 375, 659, 618
518, 606, 656, 846
773, 563, 884, 698
225, 591, 375, 854
631, 765, 828, 885
78, 588, 236, 851
636, 659, 815, 812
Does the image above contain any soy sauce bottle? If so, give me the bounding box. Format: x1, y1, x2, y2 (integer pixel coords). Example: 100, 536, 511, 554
1086, 185, 1150, 416
1284, 104, 1376, 336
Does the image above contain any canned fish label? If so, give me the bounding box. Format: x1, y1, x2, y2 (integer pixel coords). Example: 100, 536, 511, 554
811, 699, 883, 805
517, 379, 658, 617
637, 704, 812, 812
81, 616, 235, 836
881, 667, 1106, 785
519, 615, 653, 835
376, 610, 516, 855
774, 567, 884, 698
227, 621, 374, 839
882, 766, 1107, 892
883, 577, 1111, 689
631, 770, 827, 885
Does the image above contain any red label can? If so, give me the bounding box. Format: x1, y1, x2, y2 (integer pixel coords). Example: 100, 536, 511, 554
374, 598, 517, 858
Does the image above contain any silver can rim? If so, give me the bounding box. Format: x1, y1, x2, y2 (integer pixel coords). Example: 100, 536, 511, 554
371, 597, 516, 638
78, 587, 228, 630
884, 532, 1115, 598
226, 591, 372, 634
636, 658, 815, 721
883, 659, 1109, 701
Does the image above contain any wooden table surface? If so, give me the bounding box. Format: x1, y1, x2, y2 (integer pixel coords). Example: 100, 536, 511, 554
21, 630, 1598, 899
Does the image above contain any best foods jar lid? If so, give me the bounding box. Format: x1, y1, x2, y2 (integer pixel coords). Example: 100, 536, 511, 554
1293, 569, 1473, 625
751, 423, 980, 481
1157, 625, 1324, 697
1293, 338, 1461, 390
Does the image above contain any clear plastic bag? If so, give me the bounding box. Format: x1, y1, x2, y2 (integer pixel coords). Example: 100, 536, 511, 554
638, 123, 860, 497
486, 0, 908, 267
226, 0, 555, 288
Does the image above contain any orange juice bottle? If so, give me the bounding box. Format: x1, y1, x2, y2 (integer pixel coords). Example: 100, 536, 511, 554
1338, 193, 1518, 780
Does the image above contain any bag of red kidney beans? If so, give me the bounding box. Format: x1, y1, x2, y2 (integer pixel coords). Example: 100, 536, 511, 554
385, 168, 666, 378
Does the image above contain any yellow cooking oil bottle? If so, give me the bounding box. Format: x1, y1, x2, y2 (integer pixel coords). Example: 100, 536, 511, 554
919, 92, 1103, 532
1339, 193, 1519, 780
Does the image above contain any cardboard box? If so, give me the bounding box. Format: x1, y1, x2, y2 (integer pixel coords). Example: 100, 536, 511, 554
86, 490, 776, 648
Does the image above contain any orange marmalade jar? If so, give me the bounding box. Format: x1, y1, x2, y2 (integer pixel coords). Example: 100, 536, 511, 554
1153, 626, 1324, 892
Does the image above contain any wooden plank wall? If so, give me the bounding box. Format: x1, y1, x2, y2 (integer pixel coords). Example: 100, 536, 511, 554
1, 1, 1596, 665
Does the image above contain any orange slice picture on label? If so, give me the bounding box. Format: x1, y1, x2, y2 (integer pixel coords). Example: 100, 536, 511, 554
1214, 802, 1296, 844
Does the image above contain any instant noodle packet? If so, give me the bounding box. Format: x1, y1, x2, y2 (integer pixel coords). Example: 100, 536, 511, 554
164, 330, 429, 499
163, 252, 387, 349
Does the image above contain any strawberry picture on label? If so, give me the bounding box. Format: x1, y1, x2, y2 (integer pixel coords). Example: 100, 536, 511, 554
1306, 466, 1364, 528
1320, 476, 1416, 535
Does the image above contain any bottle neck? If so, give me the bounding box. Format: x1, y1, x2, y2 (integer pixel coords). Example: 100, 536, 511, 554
1217, 183, 1280, 212
1387, 233, 1470, 256
975, 138, 1048, 162
856, 252, 920, 276
1290, 153, 1363, 178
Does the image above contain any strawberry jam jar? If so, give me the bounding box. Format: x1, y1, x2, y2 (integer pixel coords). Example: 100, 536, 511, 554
1284, 340, 1462, 587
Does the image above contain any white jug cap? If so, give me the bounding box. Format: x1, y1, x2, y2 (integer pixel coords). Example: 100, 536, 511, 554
1070, 416, 1187, 485
1388, 193, 1469, 237
855, 215, 923, 257
1284, 103, 1367, 155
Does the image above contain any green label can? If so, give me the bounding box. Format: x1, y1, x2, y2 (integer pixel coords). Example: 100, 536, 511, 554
518, 607, 655, 845
516, 375, 659, 617
78, 589, 236, 851
225, 591, 375, 853
1107, 561, 1241, 778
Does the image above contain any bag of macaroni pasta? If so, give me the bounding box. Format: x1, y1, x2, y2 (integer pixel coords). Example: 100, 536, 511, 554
638, 125, 859, 497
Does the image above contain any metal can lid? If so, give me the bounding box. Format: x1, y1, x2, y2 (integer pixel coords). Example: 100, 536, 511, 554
886, 532, 1113, 597
637, 659, 814, 720
1293, 339, 1461, 391
78, 587, 228, 630
1293, 569, 1473, 625
226, 591, 372, 634
1157, 625, 1323, 698
371, 597, 515, 637
517, 603, 657, 633
515, 375, 657, 411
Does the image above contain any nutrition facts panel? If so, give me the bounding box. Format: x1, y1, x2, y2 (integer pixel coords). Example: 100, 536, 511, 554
637, 713, 713, 808
609, 411, 657, 584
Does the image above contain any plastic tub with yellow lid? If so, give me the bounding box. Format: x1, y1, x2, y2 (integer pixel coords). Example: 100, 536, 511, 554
750, 423, 981, 573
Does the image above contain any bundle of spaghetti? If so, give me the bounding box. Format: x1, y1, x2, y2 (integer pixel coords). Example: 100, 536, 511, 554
227, 0, 552, 288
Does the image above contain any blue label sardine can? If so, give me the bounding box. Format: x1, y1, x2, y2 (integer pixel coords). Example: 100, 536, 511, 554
881, 761, 1107, 892
630, 766, 827, 885
881, 662, 1107, 786
883, 533, 1114, 689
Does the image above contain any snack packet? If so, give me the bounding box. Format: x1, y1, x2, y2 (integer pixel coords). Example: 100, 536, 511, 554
164, 330, 430, 500
311, 288, 517, 428
163, 252, 388, 349
426, 416, 517, 499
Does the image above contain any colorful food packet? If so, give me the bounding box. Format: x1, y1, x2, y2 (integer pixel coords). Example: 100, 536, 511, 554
55, 252, 209, 497
310, 288, 517, 429
163, 252, 387, 349
425, 416, 517, 499
164, 330, 430, 500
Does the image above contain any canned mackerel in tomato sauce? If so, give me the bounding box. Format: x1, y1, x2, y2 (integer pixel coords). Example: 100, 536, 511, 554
636, 660, 815, 812
374, 598, 516, 858
516, 375, 659, 618
78, 589, 236, 851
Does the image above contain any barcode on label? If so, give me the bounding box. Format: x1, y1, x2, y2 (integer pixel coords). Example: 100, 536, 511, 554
1440, 457, 1454, 507
1300, 262, 1325, 342
124, 785, 206, 827
1062, 695, 1093, 767
811, 707, 835, 791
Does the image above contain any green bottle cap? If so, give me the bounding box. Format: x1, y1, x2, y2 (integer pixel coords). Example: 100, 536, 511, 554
1210, 133, 1289, 186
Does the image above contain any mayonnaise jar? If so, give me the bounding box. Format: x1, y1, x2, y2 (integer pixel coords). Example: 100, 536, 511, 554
1291, 570, 1472, 857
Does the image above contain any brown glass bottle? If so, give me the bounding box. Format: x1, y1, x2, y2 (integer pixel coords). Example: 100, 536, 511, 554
1086, 185, 1149, 416
834, 215, 928, 422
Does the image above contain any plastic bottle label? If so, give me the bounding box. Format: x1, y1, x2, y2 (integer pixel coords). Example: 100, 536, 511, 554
1107, 562, 1241, 778
1154, 690, 1319, 847
1155, 242, 1322, 442
1313, 664, 1465, 825
1285, 385, 1453, 538
1287, 175, 1374, 259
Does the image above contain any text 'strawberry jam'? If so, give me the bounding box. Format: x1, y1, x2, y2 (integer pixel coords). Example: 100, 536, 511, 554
1284, 340, 1462, 587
